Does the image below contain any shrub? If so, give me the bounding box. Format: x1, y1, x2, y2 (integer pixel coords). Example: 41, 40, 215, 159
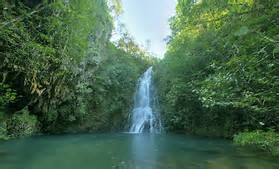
234, 130, 279, 156
0, 112, 9, 140
6, 108, 40, 139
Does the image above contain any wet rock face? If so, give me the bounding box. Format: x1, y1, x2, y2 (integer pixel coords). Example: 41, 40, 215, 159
141, 122, 151, 133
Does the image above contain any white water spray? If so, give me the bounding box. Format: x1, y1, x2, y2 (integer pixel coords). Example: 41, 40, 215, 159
128, 67, 164, 133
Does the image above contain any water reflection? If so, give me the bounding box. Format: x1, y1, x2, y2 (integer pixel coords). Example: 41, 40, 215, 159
131, 134, 158, 169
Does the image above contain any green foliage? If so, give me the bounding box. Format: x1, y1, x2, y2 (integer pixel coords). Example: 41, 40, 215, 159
109, 0, 123, 16
50, 43, 149, 133
0, 108, 39, 140
199, 54, 278, 129
234, 130, 279, 156
0, 83, 17, 106
0, 0, 149, 139
0, 112, 9, 140
113, 24, 157, 62
155, 0, 279, 142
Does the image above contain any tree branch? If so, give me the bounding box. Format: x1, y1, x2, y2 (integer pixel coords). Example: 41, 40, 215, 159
1, 3, 50, 28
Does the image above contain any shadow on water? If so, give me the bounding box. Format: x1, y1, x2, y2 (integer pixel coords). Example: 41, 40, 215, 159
0, 133, 279, 169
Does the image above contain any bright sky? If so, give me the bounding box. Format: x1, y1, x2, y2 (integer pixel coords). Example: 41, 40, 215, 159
113, 0, 177, 58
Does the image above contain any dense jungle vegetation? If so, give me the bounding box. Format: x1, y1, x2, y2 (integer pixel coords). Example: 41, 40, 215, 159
0, 0, 150, 140
154, 0, 279, 155
0, 0, 278, 156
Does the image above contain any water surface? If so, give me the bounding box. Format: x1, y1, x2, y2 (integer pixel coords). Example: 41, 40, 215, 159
0, 133, 278, 169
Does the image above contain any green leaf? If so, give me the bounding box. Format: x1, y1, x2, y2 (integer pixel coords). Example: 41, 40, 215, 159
234, 26, 250, 36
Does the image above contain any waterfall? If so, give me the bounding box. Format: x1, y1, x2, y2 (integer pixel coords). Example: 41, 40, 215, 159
128, 67, 164, 133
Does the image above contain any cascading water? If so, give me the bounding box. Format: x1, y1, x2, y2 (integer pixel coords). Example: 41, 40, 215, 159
128, 67, 164, 133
